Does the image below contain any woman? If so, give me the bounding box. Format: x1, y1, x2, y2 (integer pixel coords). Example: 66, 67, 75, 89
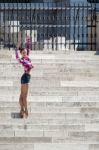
15, 36, 34, 118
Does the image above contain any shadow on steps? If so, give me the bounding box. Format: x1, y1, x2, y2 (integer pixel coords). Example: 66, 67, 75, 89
11, 112, 22, 119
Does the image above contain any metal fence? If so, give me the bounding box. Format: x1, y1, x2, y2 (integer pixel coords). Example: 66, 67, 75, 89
0, 1, 97, 51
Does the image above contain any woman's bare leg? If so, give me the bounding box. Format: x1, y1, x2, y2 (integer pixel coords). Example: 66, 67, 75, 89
19, 94, 23, 110
19, 94, 25, 118
21, 84, 29, 118
19, 84, 27, 118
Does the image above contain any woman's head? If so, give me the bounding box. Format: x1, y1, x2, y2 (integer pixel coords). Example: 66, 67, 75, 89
19, 47, 27, 58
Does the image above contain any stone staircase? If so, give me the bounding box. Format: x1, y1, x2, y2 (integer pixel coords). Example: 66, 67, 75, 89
0, 50, 99, 150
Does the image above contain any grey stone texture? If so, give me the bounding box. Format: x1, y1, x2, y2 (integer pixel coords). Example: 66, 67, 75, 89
0, 50, 99, 150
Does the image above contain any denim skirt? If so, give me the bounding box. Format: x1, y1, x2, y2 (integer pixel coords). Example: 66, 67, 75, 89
21, 73, 31, 84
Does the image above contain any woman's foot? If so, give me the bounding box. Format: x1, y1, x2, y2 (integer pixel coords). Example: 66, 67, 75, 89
24, 109, 28, 118
20, 109, 25, 118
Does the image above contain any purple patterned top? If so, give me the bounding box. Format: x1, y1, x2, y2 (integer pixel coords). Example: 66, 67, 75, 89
15, 39, 34, 72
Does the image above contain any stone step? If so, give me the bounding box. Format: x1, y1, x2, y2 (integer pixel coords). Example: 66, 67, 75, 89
0, 56, 99, 63
0, 64, 99, 75
2, 84, 99, 88
0, 68, 99, 76
0, 106, 99, 113
29, 51, 98, 55
60, 81, 99, 88
12, 53, 99, 60
0, 52, 97, 59
0, 89, 99, 97
2, 58, 99, 63
0, 92, 99, 99
0, 74, 99, 82
0, 72, 98, 77
1, 66, 99, 73
0, 137, 51, 144
0, 112, 99, 120
0, 107, 80, 113
0, 77, 98, 82
0, 144, 34, 150
1, 50, 98, 59
1, 58, 98, 63
0, 73, 99, 80
0, 124, 85, 131
0, 132, 99, 144
43, 71, 99, 76
62, 96, 99, 102
0, 112, 65, 120
0, 80, 98, 88
0, 86, 99, 96
34, 59, 99, 64
1, 69, 99, 76
0, 71, 99, 79
0, 144, 92, 150
21, 81, 99, 88
67, 131, 99, 142
1, 101, 99, 108
1, 49, 97, 55
1, 71, 99, 79
0, 130, 98, 141
1, 61, 99, 66
0, 95, 99, 102
0, 118, 98, 125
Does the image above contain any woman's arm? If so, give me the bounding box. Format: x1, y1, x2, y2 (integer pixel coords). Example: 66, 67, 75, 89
15, 34, 33, 69
15, 47, 33, 69
25, 36, 31, 55
15, 48, 23, 64
15, 35, 23, 64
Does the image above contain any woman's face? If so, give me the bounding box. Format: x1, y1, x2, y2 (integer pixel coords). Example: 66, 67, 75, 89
21, 49, 27, 58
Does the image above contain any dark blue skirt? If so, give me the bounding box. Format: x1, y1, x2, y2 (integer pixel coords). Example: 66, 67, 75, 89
21, 73, 31, 84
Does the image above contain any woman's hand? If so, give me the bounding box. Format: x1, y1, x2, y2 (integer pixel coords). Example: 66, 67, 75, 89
26, 35, 31, 41
16, 32, 22, 48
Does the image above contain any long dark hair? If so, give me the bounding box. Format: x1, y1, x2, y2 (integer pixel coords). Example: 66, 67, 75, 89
19, 47, 25, 53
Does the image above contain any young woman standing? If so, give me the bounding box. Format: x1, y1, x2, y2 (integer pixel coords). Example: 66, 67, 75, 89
15, 35, 34, 118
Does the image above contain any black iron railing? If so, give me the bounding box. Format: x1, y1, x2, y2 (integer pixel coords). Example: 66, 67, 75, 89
0, 1, 97, 51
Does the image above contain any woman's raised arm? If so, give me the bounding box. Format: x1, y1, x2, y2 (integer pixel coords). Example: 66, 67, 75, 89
15, 34, 23, 64
25, 35, 31, 56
